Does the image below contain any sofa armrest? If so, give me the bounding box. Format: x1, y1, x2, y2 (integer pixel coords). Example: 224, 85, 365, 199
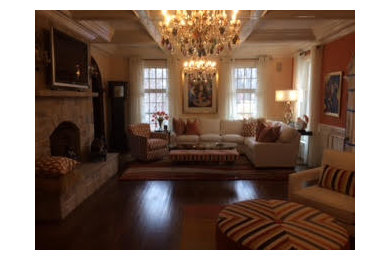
288, 167, 322, 199
129, 135, 148, 156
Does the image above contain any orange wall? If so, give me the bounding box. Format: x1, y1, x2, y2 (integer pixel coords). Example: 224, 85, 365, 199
319, 33, 355, 128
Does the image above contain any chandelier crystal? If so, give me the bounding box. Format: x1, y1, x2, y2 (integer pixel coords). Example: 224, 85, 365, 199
159, 10, 241, 58
183, 59, 217, 84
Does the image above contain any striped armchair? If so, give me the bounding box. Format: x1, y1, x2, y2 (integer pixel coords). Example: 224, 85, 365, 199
128, 124, 168, 161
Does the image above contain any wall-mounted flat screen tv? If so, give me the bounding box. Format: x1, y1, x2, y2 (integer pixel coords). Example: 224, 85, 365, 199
51, 27, 89, 89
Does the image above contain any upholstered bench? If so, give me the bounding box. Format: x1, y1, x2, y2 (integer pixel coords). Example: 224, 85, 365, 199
216, 199, 349, 250
169, 149, 239, 162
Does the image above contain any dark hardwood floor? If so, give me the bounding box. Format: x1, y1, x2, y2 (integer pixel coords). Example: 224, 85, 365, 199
35, 174, 289, 249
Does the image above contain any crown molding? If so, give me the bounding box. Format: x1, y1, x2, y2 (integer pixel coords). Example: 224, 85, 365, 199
79, 20, 114, 42
36, 10, 114, 43
312, 20, 355, 44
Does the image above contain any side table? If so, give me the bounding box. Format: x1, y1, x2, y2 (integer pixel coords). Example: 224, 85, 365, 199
153, 130, 171, 146
297, 129, 313, 165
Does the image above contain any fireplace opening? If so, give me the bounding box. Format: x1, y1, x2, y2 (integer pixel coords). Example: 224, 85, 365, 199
50, 121, 81, 160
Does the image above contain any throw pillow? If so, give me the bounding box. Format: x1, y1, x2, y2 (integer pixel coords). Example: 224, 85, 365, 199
173, 117, 186, 135
318, 165, 355, 197
256, 125, 281, 142
185, 118, 201, 135
36, 156, 79, 176
241, 118, 257, 137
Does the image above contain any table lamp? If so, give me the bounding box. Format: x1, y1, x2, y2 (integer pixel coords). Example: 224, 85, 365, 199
275, 90, 299, 125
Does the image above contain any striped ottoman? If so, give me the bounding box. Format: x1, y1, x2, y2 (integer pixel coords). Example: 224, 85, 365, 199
216, 199, 349, 250
169, 149, 239, 162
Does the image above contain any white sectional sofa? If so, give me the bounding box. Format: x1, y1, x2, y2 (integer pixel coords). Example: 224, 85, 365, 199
171, 118, 301, 168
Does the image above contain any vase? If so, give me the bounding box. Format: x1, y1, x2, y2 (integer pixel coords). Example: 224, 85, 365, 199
158, 118, 164, 131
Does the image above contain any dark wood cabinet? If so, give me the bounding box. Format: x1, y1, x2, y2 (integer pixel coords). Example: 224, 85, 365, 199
108, 81, 128, 152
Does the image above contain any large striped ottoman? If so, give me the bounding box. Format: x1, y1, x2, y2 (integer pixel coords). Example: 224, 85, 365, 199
169, 149, 239, 163
216, 199, 350, 250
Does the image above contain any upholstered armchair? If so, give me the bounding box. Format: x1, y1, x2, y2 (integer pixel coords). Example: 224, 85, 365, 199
128, 124, 168, 161
289, 149, 355, 236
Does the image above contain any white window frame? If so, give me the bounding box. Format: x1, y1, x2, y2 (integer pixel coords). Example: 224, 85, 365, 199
143, 61, 169, 130
232, 63, 258, 119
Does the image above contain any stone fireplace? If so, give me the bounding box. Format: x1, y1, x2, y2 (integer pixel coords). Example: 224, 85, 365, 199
35, 95, 94, 161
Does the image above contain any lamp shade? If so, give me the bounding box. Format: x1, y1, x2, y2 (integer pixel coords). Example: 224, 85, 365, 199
275, 90, 299, 102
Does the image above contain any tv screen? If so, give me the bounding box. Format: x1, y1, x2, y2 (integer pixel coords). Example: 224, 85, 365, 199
51, 28, 89, 89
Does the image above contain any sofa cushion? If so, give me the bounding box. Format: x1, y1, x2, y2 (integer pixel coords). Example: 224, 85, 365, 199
291, 186, 355, 225
241, 118, 258, 137
185, 118, 201, 135
221, 134, 244, 144
147, 138, 168, 150
173, 117, 186, 135
200, 134, 222, 142
36, 156, 79, 176
176, 135, 200, 143
220, 120, 243, 135
199, 118, 220, 134
256, 125, 281, 142
278, 125, 299, 143
318, 165, 355, 197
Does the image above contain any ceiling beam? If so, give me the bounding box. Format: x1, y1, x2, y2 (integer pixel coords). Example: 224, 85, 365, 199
239, 10, 264, 44
132, 10, 170, 56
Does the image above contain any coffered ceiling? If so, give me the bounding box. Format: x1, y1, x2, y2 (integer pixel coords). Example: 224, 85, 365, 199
37, 10, 355, 59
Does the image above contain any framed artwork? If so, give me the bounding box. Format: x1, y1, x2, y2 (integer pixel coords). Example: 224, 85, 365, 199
323, 71, 343, 117
183, 77, 217, 113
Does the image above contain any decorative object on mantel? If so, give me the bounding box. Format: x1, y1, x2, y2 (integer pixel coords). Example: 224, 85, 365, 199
295, 115, 309, 130
183, 59, 217, 84
323, 71, 343, 117
151, 111, 170, 131
91, 136, 107, 162
159, 10, 241, 58
275, 90, 299, 125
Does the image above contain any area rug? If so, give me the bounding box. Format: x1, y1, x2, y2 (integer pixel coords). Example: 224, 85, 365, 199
119, 156, 294, 181
180, 204, 224, 249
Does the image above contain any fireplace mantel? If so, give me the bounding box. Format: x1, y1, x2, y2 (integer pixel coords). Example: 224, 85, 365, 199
36, 90, 98, 98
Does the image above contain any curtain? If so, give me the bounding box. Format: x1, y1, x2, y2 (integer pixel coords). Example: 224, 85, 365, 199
128, 57, 144, 124
307, 46, 324, 166
256, 56, 270, 118
219, 58, 234, 119
167, 57, 181, 119
345, 55, 355, 152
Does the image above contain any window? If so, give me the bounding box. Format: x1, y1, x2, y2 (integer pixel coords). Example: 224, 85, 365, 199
143, 67, 169, 130
233, 67, 258, 119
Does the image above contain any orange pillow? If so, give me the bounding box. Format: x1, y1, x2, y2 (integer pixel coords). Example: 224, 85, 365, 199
173, 117, 186, 135
185, 118, 200, 135
256, 125, 281, 142
36, 156, 79, 176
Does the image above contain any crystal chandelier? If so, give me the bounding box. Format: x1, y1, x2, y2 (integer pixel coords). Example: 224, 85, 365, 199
183, 59, 217, 84
159, 10, 241, 58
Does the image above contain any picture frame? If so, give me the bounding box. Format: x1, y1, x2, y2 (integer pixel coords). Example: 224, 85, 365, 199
323, 71, 343, 117
183, 77, 217, 114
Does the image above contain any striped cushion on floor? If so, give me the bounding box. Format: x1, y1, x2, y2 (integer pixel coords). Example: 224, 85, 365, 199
318, 165, 355, 197
217, 199, 349, 250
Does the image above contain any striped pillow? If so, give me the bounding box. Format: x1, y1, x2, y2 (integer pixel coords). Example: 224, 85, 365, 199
318, 165, 355, 197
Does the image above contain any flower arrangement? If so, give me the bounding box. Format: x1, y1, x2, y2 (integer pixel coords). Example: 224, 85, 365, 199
151, 111, 169, 130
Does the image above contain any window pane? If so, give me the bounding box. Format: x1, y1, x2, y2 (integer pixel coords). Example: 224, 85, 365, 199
156, 68, 163, 79
237, 79, 244, 89
156, 79, 162, 89
245, 68, 251, 78
149, 68, 156, 78
237, 68, 244, 78
251, 79, 257, 89
149, 79, 156, 89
